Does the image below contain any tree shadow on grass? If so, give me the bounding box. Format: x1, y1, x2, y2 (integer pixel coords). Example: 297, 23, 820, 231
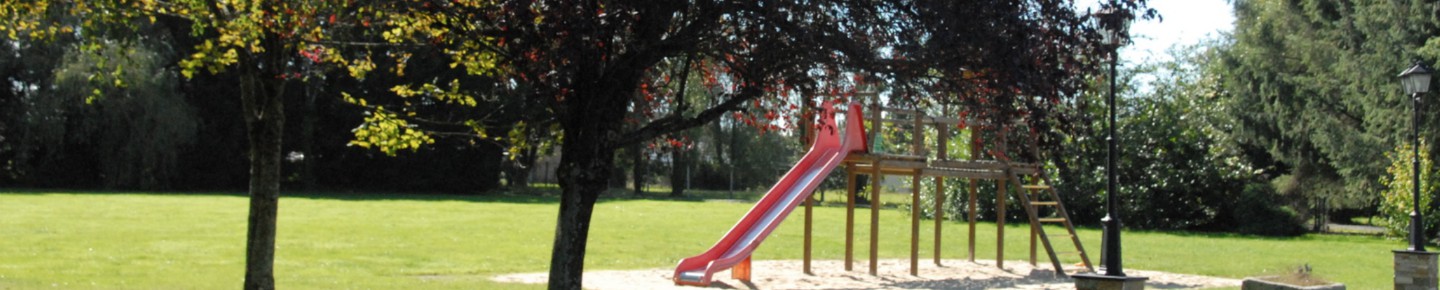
0, 188, 566, 204
0, 188, 251, 198
1055, 224, 1312, 242
883, 269, 1069, 289
291, 186, 768, 204
0, 187, 760, 205
1147, 229, 1314, 242
704, 279, 759, 289
291, 190, 562, 204
881, 270, 1206, 289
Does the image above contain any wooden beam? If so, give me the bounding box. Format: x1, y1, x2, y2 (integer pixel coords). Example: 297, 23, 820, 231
848, 163, 929, 173
929, 160, 1008, 170
920, 168, 1007, 179
848, 153, 928, 162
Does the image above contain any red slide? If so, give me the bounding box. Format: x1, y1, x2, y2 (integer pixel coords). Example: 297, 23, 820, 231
673, 102, 867, 286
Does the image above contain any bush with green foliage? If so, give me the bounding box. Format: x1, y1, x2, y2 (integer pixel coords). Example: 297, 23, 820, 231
1378, 141, 1440, 238
910, 42, 1308, 236
1222, 183, 1306, 236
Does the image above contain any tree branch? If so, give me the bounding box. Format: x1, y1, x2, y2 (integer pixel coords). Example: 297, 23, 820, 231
613, 86, 757, 147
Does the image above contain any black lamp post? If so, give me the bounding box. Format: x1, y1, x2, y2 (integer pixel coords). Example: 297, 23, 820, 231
1400, 61, 1432, 252
1096, 6, 1130, 277
1074, 8, 1146, 289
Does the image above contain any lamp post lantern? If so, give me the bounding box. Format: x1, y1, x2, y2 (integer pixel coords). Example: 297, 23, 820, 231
1096, 6, 1130, 277
1400, 61, 1432, 252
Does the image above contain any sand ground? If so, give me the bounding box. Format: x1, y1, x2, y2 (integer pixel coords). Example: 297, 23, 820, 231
493, 259, 1241, 289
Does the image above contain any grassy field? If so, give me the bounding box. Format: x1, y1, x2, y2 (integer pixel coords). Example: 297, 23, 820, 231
0, 190, 1405, 289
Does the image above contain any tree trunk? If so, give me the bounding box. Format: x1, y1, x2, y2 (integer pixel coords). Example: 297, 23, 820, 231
548, 115, 618, 289
631, 142, 645, 196
670, 146, 686, 197
297, 78, 319, 190
543, 36, 650, 288
729, 123, 740, 195
548, 170, 603, 290
239, 29, 287, 290
240, 72, 285, 290
504, 145, 537, 189
517, 146, 538, 188
711, 121, 726, 162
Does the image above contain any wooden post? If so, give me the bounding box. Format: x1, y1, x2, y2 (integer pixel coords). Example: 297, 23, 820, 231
846, 170, 856, 271
910, 173, 920, 276
804, 194, 813, 274
997, 124, 1010, 270
912, 106, 925, 156
997, 177, 1006, 269
801, 101, 813, 147
870, 165, 881, 275
1029, 190, 1038, 266
868, 96, 882, 276
935, 123, 949, 266
909, 109, 923, 276
967, 178, 977, 262
934, 176, 945, 266
967, 125, 980, 262
733, 256, 752, 281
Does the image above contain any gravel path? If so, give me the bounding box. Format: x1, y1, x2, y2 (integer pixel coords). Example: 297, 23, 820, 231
493, 259, 1241, 289
1326, 223, 1384, 235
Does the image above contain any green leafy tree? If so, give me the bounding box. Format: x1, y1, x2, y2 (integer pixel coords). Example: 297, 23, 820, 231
12, 41, 198, 189
1214, 0, 1440, 220
1, 1, 493, 288
1022, 39, 1305, 234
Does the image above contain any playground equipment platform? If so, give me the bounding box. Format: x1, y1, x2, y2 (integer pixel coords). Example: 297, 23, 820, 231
825, 97, 1090, 278
676, 94, 1093, 287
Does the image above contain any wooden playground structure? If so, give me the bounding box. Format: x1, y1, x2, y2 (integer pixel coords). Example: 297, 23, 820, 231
795, 92, 1094, 278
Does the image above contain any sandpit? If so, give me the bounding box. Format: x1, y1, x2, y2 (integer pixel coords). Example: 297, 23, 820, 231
493, 259, 1241, 289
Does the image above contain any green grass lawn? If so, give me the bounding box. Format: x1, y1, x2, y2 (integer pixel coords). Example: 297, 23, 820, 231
0, 190, 1406, 289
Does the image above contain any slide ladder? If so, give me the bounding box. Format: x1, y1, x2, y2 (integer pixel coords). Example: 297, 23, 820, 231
1011, 166, 1094, 276
995, 140, 1093, 277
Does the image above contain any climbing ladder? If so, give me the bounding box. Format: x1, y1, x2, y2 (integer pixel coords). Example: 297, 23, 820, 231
994, 148, 1093, 277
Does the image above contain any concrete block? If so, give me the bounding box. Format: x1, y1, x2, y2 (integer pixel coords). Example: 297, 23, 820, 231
1074, 273, 1147, 290
1395, 250, 1439, 290
1240, 277, 1344, 290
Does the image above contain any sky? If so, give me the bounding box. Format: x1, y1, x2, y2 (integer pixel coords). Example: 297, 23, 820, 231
1114, 0, 1237, 64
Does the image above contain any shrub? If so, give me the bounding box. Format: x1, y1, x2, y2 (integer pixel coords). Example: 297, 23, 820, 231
1225, 183, 1305, 236
1378, 141, 1440, 239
